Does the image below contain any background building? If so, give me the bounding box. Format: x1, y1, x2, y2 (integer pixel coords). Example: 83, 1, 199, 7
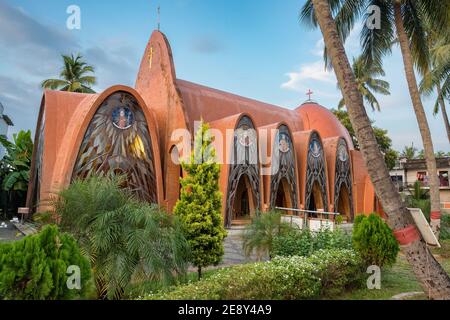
390, 157, 450, 212
0, 101, 14, 159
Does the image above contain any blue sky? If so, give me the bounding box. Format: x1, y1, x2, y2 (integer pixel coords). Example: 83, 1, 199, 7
0, 0, 448, 152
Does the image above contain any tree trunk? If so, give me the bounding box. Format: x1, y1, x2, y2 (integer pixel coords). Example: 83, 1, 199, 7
437, 86, 450, 143
393, 3, 442, 239
310, 0, 450, 299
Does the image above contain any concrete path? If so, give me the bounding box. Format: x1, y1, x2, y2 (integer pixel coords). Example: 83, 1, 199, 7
0, 221, 23, 243
188, 226, 262, 272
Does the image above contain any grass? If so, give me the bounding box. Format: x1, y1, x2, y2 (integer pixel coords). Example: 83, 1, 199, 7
334, 240, 450, 300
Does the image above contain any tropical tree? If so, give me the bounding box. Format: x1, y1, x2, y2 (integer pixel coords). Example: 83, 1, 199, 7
301, 0, 450, 299
41, 54, 96, 93
55, 175, 190, 299
419, 23, 450, 143
400, 143, 418, 160
332, 109, 397, 169
0, 130, 33, 192
174, 121, 227, 280
338, 55, 390, 111
307, 0, 446, 240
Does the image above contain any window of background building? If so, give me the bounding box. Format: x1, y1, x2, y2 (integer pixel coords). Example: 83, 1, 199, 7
417, 171, 428, 187
439, 171, 449, 187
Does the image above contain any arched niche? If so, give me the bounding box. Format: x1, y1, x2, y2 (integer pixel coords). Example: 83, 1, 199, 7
305, 132, 328, 213
225, 116, 261, 227
334, 139, 354, 220
72, 91, 157, 203
269, 125, 298, 209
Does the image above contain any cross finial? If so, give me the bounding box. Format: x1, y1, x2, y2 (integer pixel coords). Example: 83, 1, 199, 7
157, 5, 161, 31
306, 89, 313, 101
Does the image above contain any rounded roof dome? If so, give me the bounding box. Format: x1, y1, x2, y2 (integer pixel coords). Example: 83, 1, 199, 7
295, 102, 354, 150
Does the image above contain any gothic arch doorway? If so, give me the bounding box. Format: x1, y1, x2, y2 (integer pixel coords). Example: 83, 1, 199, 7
232, 174, 257, 222
274, 177, 293, 209
270, 125, 298, 209
307, 181, 325, 212
334, 139, 354, 221
225, 116, 261, 227
336, 185, 351, 218
305, 132, 328, 216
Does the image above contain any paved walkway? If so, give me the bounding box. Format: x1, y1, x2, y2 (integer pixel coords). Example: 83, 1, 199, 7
188, 226, 262, 272
0, 221, 23, 243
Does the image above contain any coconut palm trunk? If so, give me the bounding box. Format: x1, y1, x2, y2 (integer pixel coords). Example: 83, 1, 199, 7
393, 3, 442, 238
437, 85, 450, 143
310, 0, 450, 299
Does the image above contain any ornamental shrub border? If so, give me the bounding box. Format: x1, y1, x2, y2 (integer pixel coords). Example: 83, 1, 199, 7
144, 249, 364, 300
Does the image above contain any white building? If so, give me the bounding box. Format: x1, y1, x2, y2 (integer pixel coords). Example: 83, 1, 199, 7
0, 101, 14, 159
390, 156, 450, 212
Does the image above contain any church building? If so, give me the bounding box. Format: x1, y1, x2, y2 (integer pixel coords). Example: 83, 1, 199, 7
25, 31, 379, 226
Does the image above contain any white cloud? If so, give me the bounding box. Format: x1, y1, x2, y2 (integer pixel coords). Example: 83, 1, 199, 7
281, 60, 336, 92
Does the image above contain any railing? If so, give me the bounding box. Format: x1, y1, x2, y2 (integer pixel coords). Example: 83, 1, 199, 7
275, 207, 340, 230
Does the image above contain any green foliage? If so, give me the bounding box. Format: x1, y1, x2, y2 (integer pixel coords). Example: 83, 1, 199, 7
0, 225, 92, 300
55, 175, 189, 299
242, 211, 293, 259
440, 215, 450, 241
337, 55, 390, 112
401, 143, 418, 160
41, 54, 96, 93
272, 228, 352, 258
144, 249, 364, 300
405, 181, 430, 220
174, 122, 227, 277
331, 109, 397, 169
352, 214, 400, 268
0, 130, 33, 192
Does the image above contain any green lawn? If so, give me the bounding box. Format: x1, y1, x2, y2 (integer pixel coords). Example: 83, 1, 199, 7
334, 240, 450, 300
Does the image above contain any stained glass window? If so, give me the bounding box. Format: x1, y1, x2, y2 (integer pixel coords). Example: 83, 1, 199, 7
72, 92, 157, 203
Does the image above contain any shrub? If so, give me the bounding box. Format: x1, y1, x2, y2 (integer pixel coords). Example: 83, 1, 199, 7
144, 249, 364, 300
0, 225, 92, 300
272, 228, 352, 258
55, 175, 190, 299
441, 214, 450, 240
242, 211, 294, 259
352, 213, 399, 267
174, 121, 227, 279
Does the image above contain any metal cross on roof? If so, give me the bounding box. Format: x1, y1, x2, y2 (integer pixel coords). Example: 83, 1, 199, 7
306, 89, 313, 101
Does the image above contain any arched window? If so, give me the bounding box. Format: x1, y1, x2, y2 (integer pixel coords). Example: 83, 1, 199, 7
269, 125, 298, 209
72, 91, 157, 203
334, 139, 354, 220
305, 132, 328, 213
225, 116, 260, 227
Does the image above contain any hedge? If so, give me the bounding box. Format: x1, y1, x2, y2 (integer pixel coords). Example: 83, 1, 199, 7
144, 249, 364, 300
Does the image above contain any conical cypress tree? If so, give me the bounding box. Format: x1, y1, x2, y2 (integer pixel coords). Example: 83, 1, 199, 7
174, 121, 227, 279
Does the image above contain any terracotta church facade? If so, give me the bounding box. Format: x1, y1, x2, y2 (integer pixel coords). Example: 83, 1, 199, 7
26, 31, 379, 226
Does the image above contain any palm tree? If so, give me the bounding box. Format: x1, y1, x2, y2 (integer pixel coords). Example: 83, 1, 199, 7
41, 54, 96, 93
338, 55, 390, 111
303, 0, 445, 242
55, 175, 190, 299
420, 27, 450, 143
302, 0, 450, 299
400, 143, 418, 160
